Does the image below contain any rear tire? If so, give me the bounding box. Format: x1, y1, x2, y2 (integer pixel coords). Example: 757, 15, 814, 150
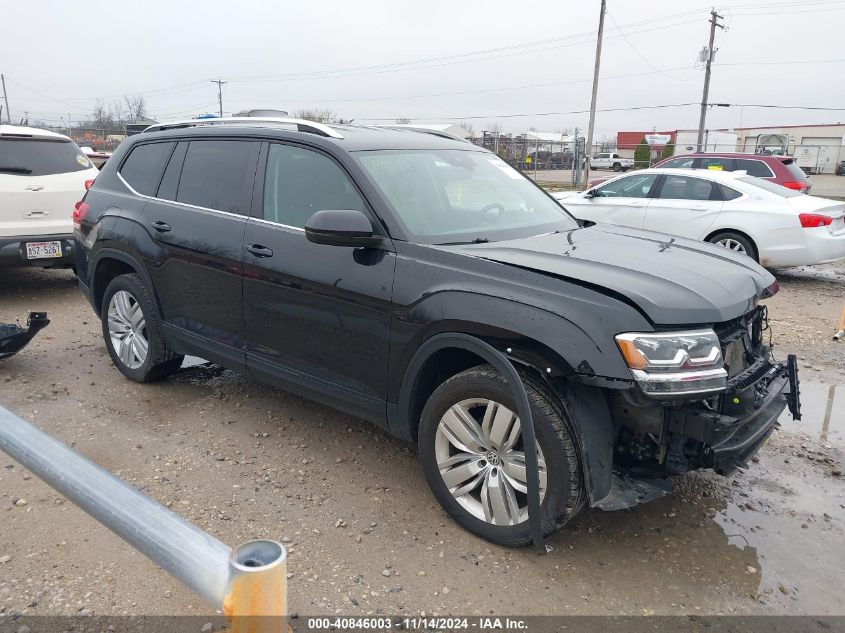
101, 274, 183, 382
418, 365, 584, 546
707, 231, 758, 262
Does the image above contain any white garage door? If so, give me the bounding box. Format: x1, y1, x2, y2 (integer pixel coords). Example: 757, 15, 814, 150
800, 137, 841, 174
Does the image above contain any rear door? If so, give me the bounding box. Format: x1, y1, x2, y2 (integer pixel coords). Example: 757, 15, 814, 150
643, 174, 723, 238
0, 136, 98, 237
135, 138, 259, 366
571, 172, 659, 228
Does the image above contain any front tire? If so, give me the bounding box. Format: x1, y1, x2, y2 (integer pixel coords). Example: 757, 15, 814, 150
418, 365, 584, 546
101, 274, 183, 382
612, 162, 622, 172
707, 231, 758, 262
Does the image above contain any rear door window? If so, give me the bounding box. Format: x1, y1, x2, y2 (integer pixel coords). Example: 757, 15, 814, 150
656, 175, 719, 201
119, 142, 176, 196
0, 138, 92, 176
176, 140, 259, 214
735, 159, 774, 178
699, 156, 734, 171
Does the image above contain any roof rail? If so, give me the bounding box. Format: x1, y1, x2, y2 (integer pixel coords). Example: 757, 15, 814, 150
374, 125, 471, 144
142, 117, 344, 139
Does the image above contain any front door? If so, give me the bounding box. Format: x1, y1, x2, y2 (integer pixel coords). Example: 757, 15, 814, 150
573, 172, 660, 228
243, 142, 394, 423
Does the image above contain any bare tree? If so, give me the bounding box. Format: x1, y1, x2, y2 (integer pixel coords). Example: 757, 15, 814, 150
294, 108, 340, 123
486, 121, 502, 135
394, 118, 411, 124
91, 99, 115, 130
457, 120, 475, 136
124, 95, 147, 121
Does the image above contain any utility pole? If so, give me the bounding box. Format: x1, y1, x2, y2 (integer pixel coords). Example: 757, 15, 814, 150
211, 79, 227, 118
1, 74, 11, 124
581, 0, 606, 189
696, 9, 725, 152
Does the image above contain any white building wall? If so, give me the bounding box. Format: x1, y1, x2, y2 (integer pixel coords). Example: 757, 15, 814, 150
734, 124, 845, 173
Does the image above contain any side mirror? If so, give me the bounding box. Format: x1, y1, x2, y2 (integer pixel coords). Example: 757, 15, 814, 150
305, 209, 382, 248
583, 189, 596, 199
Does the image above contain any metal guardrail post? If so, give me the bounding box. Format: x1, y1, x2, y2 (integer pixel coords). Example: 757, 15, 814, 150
833, 303, 845, 341
0, 406, 287, 629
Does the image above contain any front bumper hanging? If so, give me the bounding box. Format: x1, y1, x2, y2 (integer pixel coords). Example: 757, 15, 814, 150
0, 312, 50, 360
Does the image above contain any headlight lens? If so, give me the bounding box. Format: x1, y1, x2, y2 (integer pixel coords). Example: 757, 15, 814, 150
615, 329, 727, 396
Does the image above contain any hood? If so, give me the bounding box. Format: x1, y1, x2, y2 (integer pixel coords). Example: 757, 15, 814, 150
447, 224, 776, 325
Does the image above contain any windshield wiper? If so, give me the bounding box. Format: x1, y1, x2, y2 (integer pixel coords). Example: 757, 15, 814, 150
436, 237, 490, 246
0, 166, 32, 174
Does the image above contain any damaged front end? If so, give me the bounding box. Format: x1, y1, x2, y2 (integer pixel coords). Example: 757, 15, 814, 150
599, 305, 800, 510
0, 312, 50, 360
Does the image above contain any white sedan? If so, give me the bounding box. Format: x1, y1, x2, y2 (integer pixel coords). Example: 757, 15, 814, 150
553, 168, 845, 267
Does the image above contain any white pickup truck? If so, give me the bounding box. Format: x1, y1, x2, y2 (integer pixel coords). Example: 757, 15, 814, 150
589, 152, 634, 172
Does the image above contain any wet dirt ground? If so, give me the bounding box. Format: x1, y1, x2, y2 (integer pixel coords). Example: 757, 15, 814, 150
0, 264, 843, 618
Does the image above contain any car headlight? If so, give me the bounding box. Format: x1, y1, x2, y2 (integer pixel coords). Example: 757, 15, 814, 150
615, 329, 727, 396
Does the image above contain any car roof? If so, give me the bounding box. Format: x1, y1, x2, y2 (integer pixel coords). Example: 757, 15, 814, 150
658, 152, 787, 162
625, 167, 750, 182
135, 118, 478, 152
0, 124, 72, 141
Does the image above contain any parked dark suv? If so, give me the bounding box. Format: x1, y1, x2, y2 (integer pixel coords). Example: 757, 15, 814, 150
74, 118, 800, 545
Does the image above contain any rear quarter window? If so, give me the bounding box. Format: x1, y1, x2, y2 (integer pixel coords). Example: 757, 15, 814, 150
718, 184, 743, 200
0, 137, 92, 176
119, 142, 176, 196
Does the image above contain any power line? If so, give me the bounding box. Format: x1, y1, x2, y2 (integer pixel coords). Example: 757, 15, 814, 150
606, 11, 694, 82
357, 102, 702, 122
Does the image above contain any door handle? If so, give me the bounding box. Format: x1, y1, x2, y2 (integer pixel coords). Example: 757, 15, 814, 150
246, 244, 274, 258
690, 205, 707, 211
151, 221, 171, 232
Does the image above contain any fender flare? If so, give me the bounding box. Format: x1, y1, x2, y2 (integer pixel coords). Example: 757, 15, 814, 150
396, 332, 615, 512
89, 248, 158, 316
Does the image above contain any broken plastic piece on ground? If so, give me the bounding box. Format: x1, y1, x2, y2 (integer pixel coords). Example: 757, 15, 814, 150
0, 312, 50, 360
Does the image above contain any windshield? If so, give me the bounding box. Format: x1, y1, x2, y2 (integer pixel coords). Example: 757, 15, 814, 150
0, 137, 92, 176
738, 176, 803, 197
355, 149, 577, 243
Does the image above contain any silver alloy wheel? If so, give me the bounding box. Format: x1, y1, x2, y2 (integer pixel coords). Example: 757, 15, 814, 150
107, 290, 148, 370
716, 237, 747, 254
434, 398, 547, 526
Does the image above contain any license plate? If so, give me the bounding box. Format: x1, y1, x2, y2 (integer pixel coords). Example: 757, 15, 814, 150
25, 241, 62, 259
831, 217, 845, 235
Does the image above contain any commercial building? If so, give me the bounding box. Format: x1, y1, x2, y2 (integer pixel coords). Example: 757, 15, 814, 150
734, 123, 845, 174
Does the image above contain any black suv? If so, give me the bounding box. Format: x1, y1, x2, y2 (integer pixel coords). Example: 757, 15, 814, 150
75, 118, 800, 545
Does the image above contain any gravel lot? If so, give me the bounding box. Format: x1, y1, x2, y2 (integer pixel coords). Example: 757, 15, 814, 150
0, 263, 843, 618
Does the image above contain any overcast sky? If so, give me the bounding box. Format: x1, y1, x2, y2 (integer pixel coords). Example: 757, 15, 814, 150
3, 0, 844, 137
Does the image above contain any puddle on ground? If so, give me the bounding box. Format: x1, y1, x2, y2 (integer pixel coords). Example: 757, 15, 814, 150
713, 379, 845, 613
778, 379, 844, 444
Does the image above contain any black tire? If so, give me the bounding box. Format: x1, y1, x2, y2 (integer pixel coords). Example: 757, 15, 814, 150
612, 162, 622, 172
418, 365, 584, 546
101, 273, 183, 382
707, 231, 758, 262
